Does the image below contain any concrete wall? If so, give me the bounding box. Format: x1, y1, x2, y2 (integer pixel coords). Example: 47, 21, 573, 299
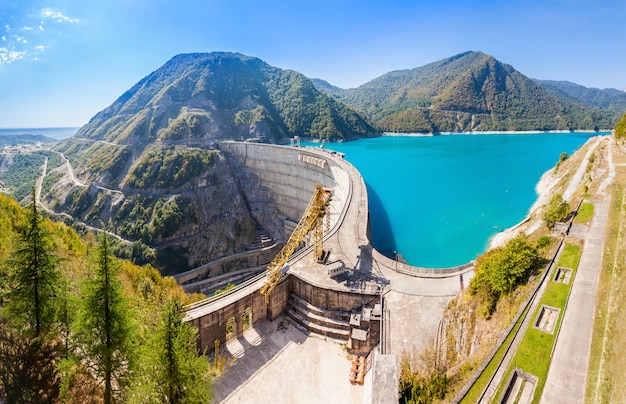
289, 274, 379, 313
219, 142, 349, 242
174, 243, 283, 285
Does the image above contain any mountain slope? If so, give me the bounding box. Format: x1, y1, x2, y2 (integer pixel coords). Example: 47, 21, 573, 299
45, 52, 379, 274
316, 51, 619, 133
76, 52, 375, 147
534, 79, 626, 114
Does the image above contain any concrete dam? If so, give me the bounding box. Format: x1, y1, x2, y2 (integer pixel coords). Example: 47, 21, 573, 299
183, 141, 474, 397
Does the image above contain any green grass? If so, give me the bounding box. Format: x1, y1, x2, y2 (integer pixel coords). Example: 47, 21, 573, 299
494, 243, 582, 403
574, 202, 594, 224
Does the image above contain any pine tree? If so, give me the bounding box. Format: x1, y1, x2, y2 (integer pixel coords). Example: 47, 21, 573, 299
127, 298, 213, 403
0, 188, 63, 402
2, 188, 60, 336
71, 234, 136, 403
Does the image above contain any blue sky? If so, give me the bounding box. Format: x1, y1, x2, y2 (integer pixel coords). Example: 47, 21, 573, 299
1, 0, 625, 128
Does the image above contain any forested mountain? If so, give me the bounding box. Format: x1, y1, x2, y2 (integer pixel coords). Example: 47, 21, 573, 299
534, 79, 626, 114
4, 50, 622, 275
38, 52, 375, 274
314, 51, 619, 133
76, 52, 375, 145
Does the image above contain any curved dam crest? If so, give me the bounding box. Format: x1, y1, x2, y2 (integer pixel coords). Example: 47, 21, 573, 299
187, 141, 472, 402
218, 141, 467, 276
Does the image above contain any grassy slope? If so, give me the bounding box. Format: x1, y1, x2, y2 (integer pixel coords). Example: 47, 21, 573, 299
586, 143, 626, 403
494, 243, 581, 403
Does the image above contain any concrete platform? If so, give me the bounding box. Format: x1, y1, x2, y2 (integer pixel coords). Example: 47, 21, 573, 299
540, 199, 609, 403
213, 316, 364, 404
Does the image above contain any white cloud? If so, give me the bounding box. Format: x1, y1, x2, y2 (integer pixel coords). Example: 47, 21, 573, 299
0, 9, 80, 66
0, 48, 27, 65
41, 9, 80, 24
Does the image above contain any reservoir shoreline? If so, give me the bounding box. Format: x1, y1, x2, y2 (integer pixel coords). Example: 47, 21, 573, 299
307, 132, 601, 268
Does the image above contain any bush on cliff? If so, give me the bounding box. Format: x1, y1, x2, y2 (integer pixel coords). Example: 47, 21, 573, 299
616, 112, 626, 138
470, 237, 540, 317
542, 194, 569, 230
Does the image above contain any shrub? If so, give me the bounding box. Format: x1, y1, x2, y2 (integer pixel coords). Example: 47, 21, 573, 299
470, 237, 540, 316
615, 113, 626, 138
542, 194, 569, 229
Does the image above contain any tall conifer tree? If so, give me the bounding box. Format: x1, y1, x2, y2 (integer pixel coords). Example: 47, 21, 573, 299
0, 188, 62, 402
3, 188, 60, 337
71, 234, 135, 403
127, 298, 213, 403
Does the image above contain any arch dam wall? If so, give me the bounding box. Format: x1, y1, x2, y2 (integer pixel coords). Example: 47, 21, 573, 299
186, 142, 362, 350
186, 142, 472, 357
218, 142, 350, 242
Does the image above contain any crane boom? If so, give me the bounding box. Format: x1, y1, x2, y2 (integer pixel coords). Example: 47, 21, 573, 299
260, 184, 332, 301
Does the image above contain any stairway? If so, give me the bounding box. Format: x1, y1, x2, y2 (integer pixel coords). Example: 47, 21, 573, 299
285, 293, 352, 342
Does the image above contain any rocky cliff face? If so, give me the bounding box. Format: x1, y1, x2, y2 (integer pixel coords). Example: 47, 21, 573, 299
43, 147, 256, 274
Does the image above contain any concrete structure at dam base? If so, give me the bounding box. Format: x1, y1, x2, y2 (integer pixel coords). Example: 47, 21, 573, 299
183, 141, 474, 403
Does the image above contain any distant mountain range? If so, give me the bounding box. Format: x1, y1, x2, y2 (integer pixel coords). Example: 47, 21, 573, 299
532, 79, 626, 113
312, 51, 621, 133
0, 133, 57, 146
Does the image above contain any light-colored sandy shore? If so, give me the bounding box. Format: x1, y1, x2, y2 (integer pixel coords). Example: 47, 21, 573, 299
489, 136, 604, 249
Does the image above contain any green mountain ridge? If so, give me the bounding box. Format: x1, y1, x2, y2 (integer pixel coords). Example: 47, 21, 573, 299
533, 79, 626, 114
78, 52, 375, 146
314, 51, 620, 133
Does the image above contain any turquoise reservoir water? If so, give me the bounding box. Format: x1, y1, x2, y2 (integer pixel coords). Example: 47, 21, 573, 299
310, 133, 602, 267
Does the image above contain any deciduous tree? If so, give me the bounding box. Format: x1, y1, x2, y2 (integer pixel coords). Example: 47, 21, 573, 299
543, 194, 569, 229
615, 112, 626, 138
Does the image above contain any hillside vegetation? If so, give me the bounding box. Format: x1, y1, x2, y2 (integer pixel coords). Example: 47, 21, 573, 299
0, 192, 213, 403
535, 79, 626, 114
316, 51, 619, 133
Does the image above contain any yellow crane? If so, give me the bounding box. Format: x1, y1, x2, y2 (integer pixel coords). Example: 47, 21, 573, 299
260, 184, 332, 302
